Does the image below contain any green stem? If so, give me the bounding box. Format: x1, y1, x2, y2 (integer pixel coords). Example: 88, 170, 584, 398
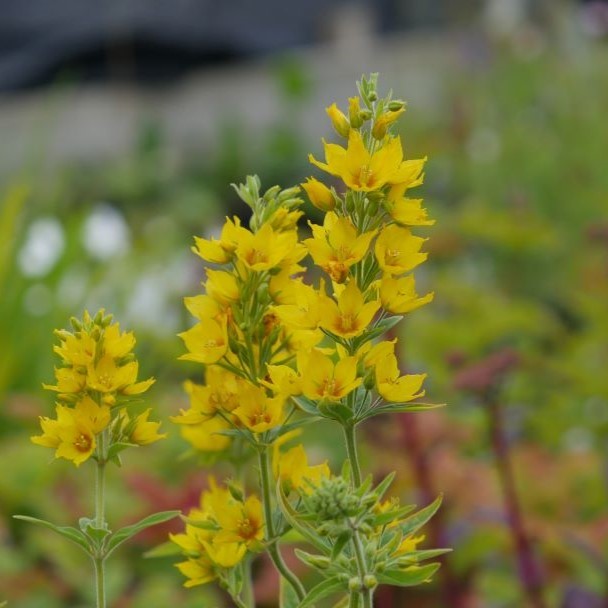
95, 460, 106, 528
349, 592, 361, 608
93, 558, 106, 608
351, 527, 373, 608
258, 448, 306, 601
343, 424, 362, 487
241, 557, 255, 608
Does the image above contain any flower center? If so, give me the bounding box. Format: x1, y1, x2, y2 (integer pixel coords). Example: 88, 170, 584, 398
74, 433, 92, 453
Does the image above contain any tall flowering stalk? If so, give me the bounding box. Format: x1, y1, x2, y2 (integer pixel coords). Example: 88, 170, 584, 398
171, 75, 448, 607
15, 310, 178, 608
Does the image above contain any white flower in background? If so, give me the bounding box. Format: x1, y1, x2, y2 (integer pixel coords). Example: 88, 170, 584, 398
82, 204, 130, 260
18, 217, 65, 277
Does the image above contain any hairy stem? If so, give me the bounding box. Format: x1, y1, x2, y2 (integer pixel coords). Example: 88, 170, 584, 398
343, 423, 362, 487
93, 557, 106, 608
351, 525, 373, 608
258, 448, 306, 601
94, 432, 107, 607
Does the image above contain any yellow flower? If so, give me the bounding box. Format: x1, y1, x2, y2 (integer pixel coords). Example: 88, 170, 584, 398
102, 323, 136, 360
348, 96, 363, 127
273, 281, 323, 330
320, 280, 380, 338
304, 213, 376, 283
202, 541, 247, 568
129, 409, 166, 445
268, 207, 303, 232
205, 270, 239, 305
214, 495, 264, 548
192, 216, 245, 264
301, 177, 335, 212
235, 223, 298, 272
43, 367, 86, 395
379, 275, 434, 314
179, 318, 228, 364
53, 332, 96, 367
178, 415, 232, 452
326, 102, 350, 137
372, 107, 405, 140
175, 557, 216, 587
309, 130, 426, 192
299, 350, 361, 401
261, 364, 302, 398
375, 225, 428, 276
375, 354, 426, 402
395, 534, 425, 556
233, 385, 285, 433
358, 339, 397, 369
86, 356, 154, 398
386, 184, 434, 226
274, 443, 330, 493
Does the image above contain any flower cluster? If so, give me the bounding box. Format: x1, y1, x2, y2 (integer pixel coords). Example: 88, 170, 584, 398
32, 310, 163, 466
171, 75, 445, 606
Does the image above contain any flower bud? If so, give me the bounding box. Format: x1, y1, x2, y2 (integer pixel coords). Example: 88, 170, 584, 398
348, 97, 363, 128
372, 108, 405, 140
388, 100, 406, 112
363, 575, 378, 589
326, 103, 350, 138
301, 177, 335, 212
348, 577, 362, 592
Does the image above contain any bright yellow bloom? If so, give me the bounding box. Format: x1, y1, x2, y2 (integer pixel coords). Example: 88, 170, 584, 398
273, 281, 323, 330
395, 534, 425, 556
86, 356, 154, 399
309, 130, 426, 192
358, 339, 397, 369
375, 225, 428, 276
214, 495, 264, 547
348, 96, 362, 126
43, 367, 86, 395
192, 217, 245, 264
269, 207, 304, 232
102, 323, 136, 360
320, 280, 380, 338
233, 385, 285, 433
202, 541, 247, 568
375, 354, 426, 402
205, 270, 239, 305
129, 409, 166, 445
299, 350, 361, 401
326, 102, 350, 137
274, 443, 330, 493
178, 415, 232, 452
379, 275, 434, 314
235, 223, 298, 272
183, 294, 228, 323
53, 332, 96, 367
301, 177, 335, 212
386, 184, 434, 226
175, 558, 216, 587
179, 318, 228, 364
261, 364, 302, 398
304, 212, 376, 283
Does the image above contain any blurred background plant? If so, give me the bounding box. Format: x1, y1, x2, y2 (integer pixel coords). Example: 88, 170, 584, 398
1, 0, 607, 606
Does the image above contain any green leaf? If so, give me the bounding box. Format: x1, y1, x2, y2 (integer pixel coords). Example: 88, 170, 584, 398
397, 548, 452, 564
378, 563, 440, 587
268, 416, 322, 443
359, 402, 446, 421
298, 576, 346, 607
104, 510, 180, 557
13, 515, 92, 555
400, 495, 443, 537
331, 530, 352, 560
106, 441, 138, 462
295, 549, 331, 572
373, 471, 396, 502
280, 574, 300, 608
144, 540, 182, 558
370, 505, 416, 528
79, 517, 112, 544
352, 315, 403, 349
277, 485, 330, 553
291, 396, 319, 416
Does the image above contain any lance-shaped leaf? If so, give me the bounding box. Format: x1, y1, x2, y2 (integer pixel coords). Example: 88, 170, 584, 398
298, 575, 346, 608
104, 510, 180, 557
144, 540, 182, 558
280, 575, 300, 608
377, 563, 440, 587
13, 515, 92, 555
358, 402, 446, 422
370, 504, 416, 528
400, 495, 443, 537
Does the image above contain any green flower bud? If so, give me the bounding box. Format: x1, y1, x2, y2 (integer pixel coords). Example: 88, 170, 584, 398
348, 577, 362, 592
363, 575, 378, 589
388, 100, 406, 112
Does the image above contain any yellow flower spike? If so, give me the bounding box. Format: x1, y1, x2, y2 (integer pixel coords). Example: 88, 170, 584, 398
320, 280, 380, 339
375, 224, 428, 276
214, 494, 264, 547
274, 444, 330, 493
372, 107, 405, 140
304, 213, 376, 283
53, 332, 96, 367
301, 177, 335, 212
309, 130, 426, 192
129, 409, 166, 445
202, 541, 247, 568
326, 102, 350, 137
234, 223, 298, 272
205, 269, 240, 305
192, 216, 245, 264
379, 275, 434, 315
43, 366, 86, 395
178, 318, 229, 364
299, 350, 361, 401
175, 557, 216, 587
233, 384, 285, 433
375, 353, 426, 403
179, 415, 232, 452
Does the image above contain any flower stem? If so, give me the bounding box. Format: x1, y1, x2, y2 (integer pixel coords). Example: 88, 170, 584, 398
241, 557, 255, 608
351, 525, 373, 608
258, 448, 306, 601
343, 423, 362, 487
94, 433, 107, 608
93, 557, 106, 608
